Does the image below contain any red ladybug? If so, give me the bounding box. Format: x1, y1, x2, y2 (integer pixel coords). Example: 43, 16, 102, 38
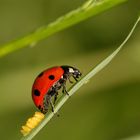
32, 65, 82, 114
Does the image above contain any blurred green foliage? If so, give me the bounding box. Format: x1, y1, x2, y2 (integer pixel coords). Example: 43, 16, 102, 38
0, 0, 140, 140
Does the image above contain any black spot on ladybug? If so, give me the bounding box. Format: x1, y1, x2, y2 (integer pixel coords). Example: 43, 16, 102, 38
34, 89, 40, 96
38, 72, 44, 78
48, 75, 55, 80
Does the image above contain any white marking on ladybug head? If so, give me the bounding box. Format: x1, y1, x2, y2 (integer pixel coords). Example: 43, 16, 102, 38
69, 68, 74, 73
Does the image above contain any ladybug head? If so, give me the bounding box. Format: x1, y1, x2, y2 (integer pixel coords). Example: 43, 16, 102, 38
61, 65, 82, 79
69, 67, 82, 78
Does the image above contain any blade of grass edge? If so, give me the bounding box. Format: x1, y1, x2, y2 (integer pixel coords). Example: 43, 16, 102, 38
0, 0, 127, 58
20, 16, 140, 140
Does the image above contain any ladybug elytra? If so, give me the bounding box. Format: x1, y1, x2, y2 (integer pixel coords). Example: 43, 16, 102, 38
32, 65, 82, 114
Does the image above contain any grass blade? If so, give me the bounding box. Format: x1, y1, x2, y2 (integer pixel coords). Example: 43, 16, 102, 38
20, 16, 140, 140
0, 0, 127, 58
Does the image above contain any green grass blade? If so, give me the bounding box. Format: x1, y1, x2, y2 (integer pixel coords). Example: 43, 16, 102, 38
0, 0, 127, 58
20, 16, 140, 140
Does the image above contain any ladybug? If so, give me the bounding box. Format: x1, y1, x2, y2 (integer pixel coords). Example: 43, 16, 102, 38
32, 65, 82, 114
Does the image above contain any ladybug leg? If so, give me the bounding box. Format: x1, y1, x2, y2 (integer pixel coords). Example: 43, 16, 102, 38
49, 98, 54, 112
53, 94, 60, 117
54, 92, 58, 104
72, 76, 78, 82
68, 77, 73, 83
62, 84, 69, 96
43, 94, 51, 113
49, 95, 60, 116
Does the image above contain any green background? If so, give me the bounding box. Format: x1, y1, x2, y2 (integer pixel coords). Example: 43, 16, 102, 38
0, 0, 140, 140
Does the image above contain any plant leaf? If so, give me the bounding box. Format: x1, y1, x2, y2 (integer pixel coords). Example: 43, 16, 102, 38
0, 0, 127, 58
